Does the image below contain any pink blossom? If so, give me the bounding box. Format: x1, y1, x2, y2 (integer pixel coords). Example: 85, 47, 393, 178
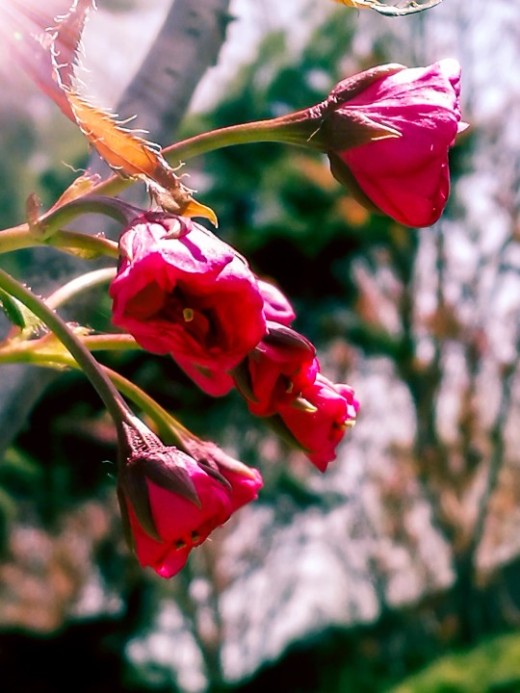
235, 322, 318, 417
110, 213, 266, 372
258, 279, 296, 326
119, 447, 262, 578
173, 355, 235, 397
278, 374, 359, 472
325, 59, 464, 227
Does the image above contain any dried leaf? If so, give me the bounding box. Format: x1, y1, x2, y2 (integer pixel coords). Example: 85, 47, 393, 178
181, 200, 219, 227
150, 188, 218, 226
50, 0, 94, 90
64, 91, 218, 223
3, 0, 217, 224
26, 193, 42, 230
65, 92, 177, 182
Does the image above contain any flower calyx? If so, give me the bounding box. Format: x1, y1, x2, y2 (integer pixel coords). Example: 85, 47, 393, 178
117, 417, 200, 542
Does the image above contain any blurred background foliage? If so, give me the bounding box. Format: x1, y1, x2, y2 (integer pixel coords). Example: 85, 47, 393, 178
2, 0, 520, 692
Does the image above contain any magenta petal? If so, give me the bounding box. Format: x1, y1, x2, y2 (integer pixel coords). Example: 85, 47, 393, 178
172, 355, 235, 397
110, 214, 267, 369
258, 279, 296, 325
122, 455, 263, 579
329, 59, 463, 227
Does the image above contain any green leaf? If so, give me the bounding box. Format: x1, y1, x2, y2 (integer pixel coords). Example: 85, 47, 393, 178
0, 288, 27, 329
0, 287, 46, 338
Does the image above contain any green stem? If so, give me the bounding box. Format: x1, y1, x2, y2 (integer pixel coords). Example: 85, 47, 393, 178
87, 112, 322, 197
0, 194, 138, 256
37, 195, 139, 239
163, 112, 322, 163
107, 366, 192, 443
0, 333, 139, 363
0, 226, 119, 257
0, 269, 133, 434
46, 267, 116, 310
0, 342, 189, 445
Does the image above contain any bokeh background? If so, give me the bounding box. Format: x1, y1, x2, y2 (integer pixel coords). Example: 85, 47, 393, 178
1, 1, 520, 691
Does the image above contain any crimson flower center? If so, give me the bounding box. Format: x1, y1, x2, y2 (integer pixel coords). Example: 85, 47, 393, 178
159, 288, 222, 348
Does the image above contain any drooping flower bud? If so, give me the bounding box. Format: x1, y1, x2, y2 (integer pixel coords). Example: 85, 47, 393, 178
229, 59, 463, 226
233, 321, 318, 417
117, 416, 262, 578
276, 374, 359, 472
109, 213, 266, 375
319, 59, 465, 227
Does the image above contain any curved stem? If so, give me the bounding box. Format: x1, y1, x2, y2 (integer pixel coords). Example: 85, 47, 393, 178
0, 194, 135, 256
0, 269, 133, 435
163, 112, 320, 163
46, 267, 117, 310
0, 226, 119, 257
108, 366, 193, 443
0, 344, 190, 445
88, 112, 321, 196
38, 195, 141, 238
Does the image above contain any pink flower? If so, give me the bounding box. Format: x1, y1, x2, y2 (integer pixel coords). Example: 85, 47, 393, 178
278, 374, 359, 472
234, 322, 318, 417
324, 59, 464, 227
110, 213, 266, 372
170, 279, 296, 398
258, 279, 296, 326
173, 356, 235, 397
118, 437, 262, 578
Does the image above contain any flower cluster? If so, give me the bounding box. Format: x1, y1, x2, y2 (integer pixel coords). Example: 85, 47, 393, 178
0, 0, 465, 584
110, 213, 359, 471
110, 213, 359, 575
109, 59, 463, 578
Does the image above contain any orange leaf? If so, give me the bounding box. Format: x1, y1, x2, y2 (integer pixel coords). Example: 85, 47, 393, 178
2, 0, 217, 224
64, 92, 217, 224
51, 0, 94, 90
66, 92, 180, 186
